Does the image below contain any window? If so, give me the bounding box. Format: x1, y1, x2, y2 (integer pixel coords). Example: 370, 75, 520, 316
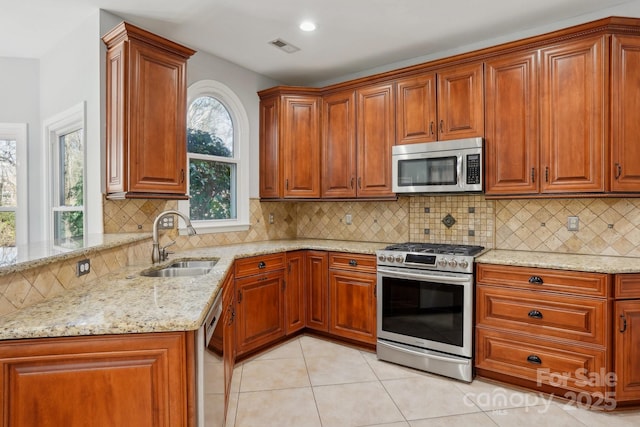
180, 81, 249, 232
0, 123, 27, 263
44, 103, 86, 248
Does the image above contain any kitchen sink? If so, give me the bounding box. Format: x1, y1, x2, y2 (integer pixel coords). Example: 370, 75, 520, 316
140, 258, 218, 278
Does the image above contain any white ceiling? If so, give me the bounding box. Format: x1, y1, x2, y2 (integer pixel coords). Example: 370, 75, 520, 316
2, 0, 639, 85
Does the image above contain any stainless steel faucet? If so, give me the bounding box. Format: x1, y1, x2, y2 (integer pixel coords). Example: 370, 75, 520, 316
152, 210, 197, 263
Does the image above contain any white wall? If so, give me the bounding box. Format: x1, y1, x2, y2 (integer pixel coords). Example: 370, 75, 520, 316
39, 11, 103, 238
0, 57, 40, 241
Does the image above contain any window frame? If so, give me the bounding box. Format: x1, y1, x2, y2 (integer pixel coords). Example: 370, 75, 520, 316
180, 80, 250, 233
0, 123, 28, 246
43, 102, 86, 246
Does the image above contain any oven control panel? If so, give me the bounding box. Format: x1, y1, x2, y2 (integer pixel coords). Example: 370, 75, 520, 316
376, 251, 474, 274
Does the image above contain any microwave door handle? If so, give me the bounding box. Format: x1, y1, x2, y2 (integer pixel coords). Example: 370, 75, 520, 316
457, 154, 463, 188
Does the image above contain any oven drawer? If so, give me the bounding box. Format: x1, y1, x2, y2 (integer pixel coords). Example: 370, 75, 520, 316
235, 253, 285, 278
476, 286, 607, 346
476, 264, 609, 297
329, 252, 376, 273
476, 328, 608, 394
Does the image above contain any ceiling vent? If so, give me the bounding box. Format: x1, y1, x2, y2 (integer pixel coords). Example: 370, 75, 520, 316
269, 38, 300, 53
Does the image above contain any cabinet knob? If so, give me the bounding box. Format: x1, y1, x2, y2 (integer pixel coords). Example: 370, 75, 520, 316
528, 310, 543, 319
258, 261, 266, 269
528, 276, 543, 285
526, 355, 542, 365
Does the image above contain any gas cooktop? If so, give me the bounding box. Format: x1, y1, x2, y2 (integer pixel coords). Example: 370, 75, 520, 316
377, 242, 485, 274
383, 242, 485, 256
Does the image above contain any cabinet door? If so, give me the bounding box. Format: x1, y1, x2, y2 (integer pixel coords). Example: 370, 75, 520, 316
128, 40, 188, 195
540, 36, 606, 193
0, 333, 190, 427
285, 251, 306, 334
322, 90, 357, 198
259, 96, 281, 198
235, 270, 285, 355
611, 35, 640, 192
328, 269, 377, 345
396, 74, 437, 144
222, 272, 236, 411
484, 50, 539, 195
306, 251, 329, 331
356, 83, 395, 197
615, 301, 640, 401
436, 62, 484, 140
282, 96, 321, 198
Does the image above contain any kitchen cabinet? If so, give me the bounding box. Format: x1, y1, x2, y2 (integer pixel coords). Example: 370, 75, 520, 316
484, 50, 539, 195
475, 263, 612, 404
485, 35, 606, 196
102, 22, 195, 200
395, 62, 484, 145
305, 251, 329, 331
285, 251, 306, 334
614, 274, 640, 403
234, 253, 286, 356
611, 35, 640, 192
328, 252, 377, 345
258, 90, 322, 198
321, 84, 395, 198
222, 271, 236, 413
0, 332, 193, 427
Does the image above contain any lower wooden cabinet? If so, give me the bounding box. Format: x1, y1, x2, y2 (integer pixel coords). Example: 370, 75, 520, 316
328, 253, 377, 345
306, 251, 329, 331
614, 274, 640, 403
222, 272, 236, 410
0, 332, 193, 427
285, 251, 306, 334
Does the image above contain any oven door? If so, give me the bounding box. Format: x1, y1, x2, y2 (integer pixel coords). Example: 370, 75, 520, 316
376, 266, 473, 358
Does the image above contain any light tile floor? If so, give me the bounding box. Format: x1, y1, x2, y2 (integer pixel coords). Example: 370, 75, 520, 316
215, 335, 640, 427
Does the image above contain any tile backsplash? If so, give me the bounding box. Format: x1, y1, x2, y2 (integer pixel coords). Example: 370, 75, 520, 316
495, 198, 640, 257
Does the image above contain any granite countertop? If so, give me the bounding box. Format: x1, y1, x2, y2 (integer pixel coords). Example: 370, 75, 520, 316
476, 249, 640, 274
0, 239, 387, 341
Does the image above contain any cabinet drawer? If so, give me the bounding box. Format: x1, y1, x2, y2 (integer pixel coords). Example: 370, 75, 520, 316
615, 273, 640, 299
329, 252, 376, 273
235, 253, 285, 278
476, 264, 609, 297
477, 286, 607, 345
476, 328, 607, 394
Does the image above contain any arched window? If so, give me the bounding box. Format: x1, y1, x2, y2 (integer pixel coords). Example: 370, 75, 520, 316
179, 81, 249, 232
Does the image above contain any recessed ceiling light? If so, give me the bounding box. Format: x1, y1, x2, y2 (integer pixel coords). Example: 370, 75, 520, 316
299, 21, 316, 32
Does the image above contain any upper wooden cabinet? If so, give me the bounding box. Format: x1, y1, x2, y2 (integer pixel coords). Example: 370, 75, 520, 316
321, 83, 395, 198
485, 35, 607, 196
395, 62, 484, 145
258, 91, 322, 198
102, 22, 195, 200
611, 35, 640, 192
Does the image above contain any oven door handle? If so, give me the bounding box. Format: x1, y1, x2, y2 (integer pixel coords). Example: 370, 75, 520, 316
377, 267, 471, 284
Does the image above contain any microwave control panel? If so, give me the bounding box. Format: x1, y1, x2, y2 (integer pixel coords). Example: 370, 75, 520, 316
466, 154, 481, 184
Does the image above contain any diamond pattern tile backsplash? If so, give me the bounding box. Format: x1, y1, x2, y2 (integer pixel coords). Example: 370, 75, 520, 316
495, 198, 640, 257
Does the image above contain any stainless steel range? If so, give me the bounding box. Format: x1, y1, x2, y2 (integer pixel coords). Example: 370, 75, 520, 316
376, 242, 484, 382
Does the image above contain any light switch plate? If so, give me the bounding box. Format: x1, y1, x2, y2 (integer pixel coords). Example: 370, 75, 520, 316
345, 214, 352, 225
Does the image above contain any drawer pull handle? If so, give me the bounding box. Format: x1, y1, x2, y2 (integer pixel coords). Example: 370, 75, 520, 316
527, 355, 542, 365
528, 276, 543, 285
349, 259, 358, 267
528, 310, 543, 319
258, 261, 266, 269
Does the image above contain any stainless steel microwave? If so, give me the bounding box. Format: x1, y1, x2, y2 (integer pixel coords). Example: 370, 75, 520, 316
392, 137, 483, 194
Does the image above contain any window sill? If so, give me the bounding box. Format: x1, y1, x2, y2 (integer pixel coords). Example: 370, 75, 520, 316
178, 222, 250, 235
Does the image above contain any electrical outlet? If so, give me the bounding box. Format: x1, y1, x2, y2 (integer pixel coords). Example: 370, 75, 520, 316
76, 259, 90, 276
567, 216, 579, 231
345, 214, 352, 225
157, 214, 174, 230
269, 213, 274, 224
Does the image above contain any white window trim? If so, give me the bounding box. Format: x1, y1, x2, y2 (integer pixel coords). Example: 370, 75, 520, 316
180, 80, 250, 234
42, 102, 87, 244
0, 123, 28, 246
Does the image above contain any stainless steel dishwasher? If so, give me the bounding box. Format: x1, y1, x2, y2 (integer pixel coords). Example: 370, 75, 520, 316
196, 291, 224, 426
